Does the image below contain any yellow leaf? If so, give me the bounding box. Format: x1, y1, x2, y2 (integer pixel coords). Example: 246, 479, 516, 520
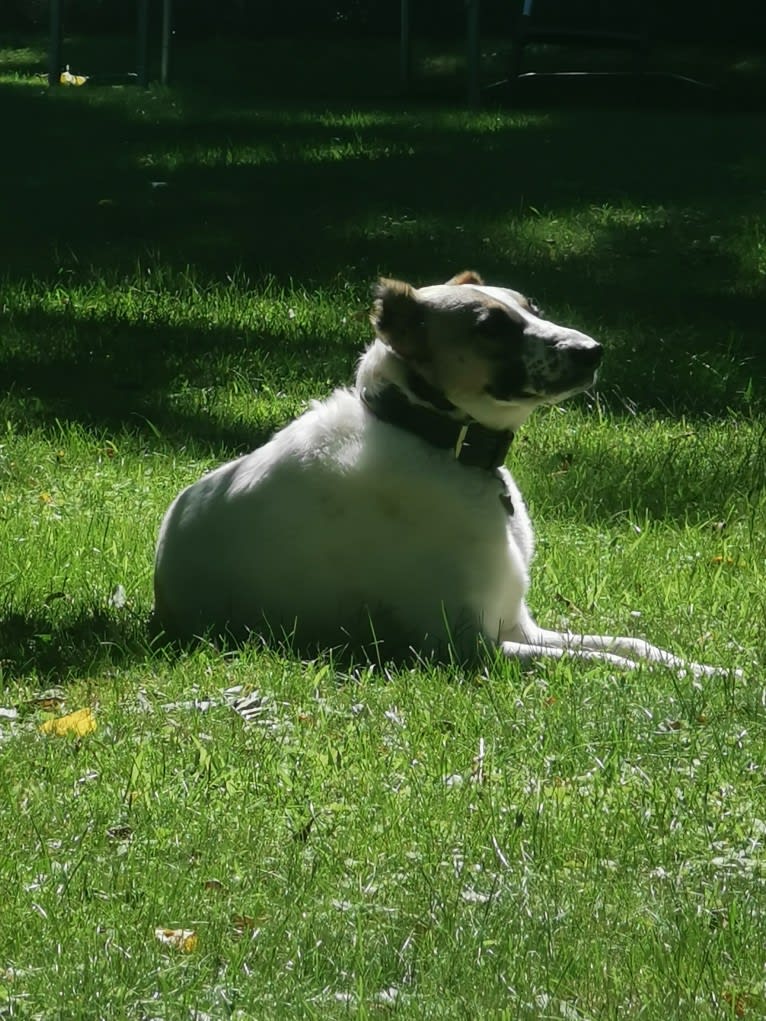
154, 928, 198, 952
39, 707, 96, 738
60, 69, 88, 86
30, 692, 65, 711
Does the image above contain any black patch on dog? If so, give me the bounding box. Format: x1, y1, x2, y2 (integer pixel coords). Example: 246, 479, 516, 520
484, 356, 529, 401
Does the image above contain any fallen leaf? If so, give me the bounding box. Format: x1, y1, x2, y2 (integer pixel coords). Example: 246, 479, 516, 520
30, 691, 66, 711
154, 928, 198, 953
39, 708, 96, 738
106, 826, 133, 842
231, 914, 256, 937
60, 67, 88, 86
722, 991, 748, 1017
657, 718, 683, 733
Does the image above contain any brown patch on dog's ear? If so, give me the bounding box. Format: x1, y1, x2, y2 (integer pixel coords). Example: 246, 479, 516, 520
370, 278, 427, 360
445, 270, 484, 286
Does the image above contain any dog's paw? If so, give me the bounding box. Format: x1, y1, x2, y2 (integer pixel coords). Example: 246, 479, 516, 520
685, 661, 744, 681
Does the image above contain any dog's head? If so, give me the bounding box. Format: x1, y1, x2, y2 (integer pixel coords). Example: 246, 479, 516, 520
370, 271, 602, 430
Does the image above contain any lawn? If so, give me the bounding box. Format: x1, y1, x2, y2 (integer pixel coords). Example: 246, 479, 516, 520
0, 32, 765, 1019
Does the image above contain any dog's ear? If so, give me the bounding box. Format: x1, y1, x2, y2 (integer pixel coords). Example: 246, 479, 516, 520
445, 270, 484, 286
371, 278, 427, 360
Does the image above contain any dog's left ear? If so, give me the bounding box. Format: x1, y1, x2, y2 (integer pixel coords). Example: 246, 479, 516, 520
446, 270, 484, 286
371, 278, 427, 360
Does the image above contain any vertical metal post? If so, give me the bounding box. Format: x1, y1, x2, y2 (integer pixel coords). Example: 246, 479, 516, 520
48, 0, 63, 87
400, 0, 411, 92
161, 0, 173, 85
137, 0, 150, 87
466, 0, 480, 107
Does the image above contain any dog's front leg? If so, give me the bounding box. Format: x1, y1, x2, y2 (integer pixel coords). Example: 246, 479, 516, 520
500, 607, 735, 676
500, 638, 639, 669
511, 622, 730, 677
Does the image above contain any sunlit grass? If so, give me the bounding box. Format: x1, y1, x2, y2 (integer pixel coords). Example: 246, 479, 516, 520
0, 32, 765, 1018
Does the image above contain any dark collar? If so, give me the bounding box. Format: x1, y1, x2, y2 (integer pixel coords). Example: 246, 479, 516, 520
361, 382, 514, 472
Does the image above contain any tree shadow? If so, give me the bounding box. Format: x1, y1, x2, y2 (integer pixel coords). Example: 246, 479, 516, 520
1, 38, 765, 433
0, 304, 356, 450
515, 415, 766, 526
2, 54, 765, 281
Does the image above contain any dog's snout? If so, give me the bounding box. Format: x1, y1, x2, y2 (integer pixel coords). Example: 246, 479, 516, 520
574, 343, 603, 367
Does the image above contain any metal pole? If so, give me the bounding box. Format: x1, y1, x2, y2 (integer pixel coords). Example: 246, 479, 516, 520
137, 0, 149, 87
161, 0, 173, 85
48, 0, 62, 88
400, 0, 411, 92
466, 0, 480, 107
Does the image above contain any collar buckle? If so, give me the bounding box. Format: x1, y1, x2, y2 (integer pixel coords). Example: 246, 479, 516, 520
362, 385, 514, 473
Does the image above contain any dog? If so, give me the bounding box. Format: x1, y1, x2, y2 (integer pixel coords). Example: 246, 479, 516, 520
153, 271, 727, 675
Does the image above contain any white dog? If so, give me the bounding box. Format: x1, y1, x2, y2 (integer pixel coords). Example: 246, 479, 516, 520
153, 271, 725, 674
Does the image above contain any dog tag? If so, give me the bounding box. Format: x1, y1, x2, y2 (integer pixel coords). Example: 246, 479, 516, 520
454, 424, 469, 459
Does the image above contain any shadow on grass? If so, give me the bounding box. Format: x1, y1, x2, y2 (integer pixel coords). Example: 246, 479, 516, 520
1, 276, 762, 455
1, 38, 765, 428
515, 418, 766, 526
0, 607, 152, 684
0, 306, 354, 452
1, 38, 765, 279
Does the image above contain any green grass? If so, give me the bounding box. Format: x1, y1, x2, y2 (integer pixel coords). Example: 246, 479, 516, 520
0, 33, 765, 1019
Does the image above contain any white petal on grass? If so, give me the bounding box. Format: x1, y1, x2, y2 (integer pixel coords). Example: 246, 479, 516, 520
76, 770, 99, 785
461, 886, 491, 904
375, 987, 403, 1006
162, 698, 218, 713
384, 706, 405, 727
136, 689, 153, 714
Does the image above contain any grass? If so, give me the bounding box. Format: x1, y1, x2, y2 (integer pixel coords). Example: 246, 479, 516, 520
0, 31, 765, 1019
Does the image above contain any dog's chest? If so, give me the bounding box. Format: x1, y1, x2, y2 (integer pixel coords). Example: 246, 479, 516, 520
292, 406, 533, 600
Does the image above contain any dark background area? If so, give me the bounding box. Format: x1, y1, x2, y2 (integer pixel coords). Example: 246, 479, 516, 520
3, 0, 766, 42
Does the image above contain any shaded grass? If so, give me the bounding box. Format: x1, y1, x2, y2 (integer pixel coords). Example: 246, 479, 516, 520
0, 32, 765, 1020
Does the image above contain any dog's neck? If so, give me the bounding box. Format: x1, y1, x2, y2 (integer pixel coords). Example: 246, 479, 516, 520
355, 340, 514, 472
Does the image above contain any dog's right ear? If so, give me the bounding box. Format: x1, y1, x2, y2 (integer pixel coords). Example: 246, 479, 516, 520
446, 269, 484, 286
370, 278, 427, 361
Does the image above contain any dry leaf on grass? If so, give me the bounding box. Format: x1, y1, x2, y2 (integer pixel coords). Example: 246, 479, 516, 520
154, 928, 198, 953
231, 914, 256, 937
39, 708, 96, 738
106, 826, 134, 843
